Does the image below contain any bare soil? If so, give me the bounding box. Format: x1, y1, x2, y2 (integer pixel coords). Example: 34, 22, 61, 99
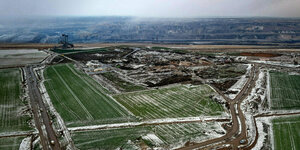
239, 52, 281, 57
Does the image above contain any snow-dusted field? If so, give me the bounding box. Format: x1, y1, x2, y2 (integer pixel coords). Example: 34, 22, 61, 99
0, 136, 26, 150
71, 121, 225, 150
43, 64, 135, 127
0, 69, 32, 134
0, 49, 47, 67
113, 84, 226, 120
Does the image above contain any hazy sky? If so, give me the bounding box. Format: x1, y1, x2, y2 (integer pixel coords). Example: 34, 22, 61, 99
1, 0, 300, 18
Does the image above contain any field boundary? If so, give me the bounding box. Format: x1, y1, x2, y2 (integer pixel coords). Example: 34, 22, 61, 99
68, 116, 230, 132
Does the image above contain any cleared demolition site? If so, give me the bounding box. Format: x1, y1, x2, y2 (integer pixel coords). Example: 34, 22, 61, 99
1, 42, 300, 150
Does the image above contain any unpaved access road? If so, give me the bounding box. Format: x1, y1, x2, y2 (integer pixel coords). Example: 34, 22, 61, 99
25, 66, 61, 150
177, 64, 258, 150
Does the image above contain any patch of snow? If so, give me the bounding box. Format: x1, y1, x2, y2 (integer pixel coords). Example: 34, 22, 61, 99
68, 116, 229, 131
253, 117, 272, 150
19, 136, 31, 150
226, 64, 252, 99
267, 71, 271, 110
251, 60, 300, 68
0, 131, 35, 137
142, 133, 164, 145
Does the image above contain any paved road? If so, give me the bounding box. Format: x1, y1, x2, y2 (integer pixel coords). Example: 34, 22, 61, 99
177, 64, 258, 150
25, 66, 61, 150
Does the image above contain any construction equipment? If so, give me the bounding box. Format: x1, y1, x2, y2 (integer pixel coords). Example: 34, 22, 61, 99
58, 34, 74, 49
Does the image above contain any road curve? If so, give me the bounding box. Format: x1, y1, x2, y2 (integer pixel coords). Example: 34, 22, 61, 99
177, 64, 258, 150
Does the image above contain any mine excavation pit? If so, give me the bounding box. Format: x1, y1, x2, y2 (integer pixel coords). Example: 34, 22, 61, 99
57, 46, 254, 93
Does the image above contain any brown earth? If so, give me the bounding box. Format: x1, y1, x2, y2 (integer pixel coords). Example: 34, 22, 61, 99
212, 80, 238, 91
2, 43, 300, 52
239, 52, 281, 57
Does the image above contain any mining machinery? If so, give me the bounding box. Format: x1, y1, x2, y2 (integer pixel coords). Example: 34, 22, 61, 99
58, 34, 74, 49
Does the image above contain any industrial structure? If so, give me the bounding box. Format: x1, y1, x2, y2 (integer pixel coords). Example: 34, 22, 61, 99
56, 34, 74, 49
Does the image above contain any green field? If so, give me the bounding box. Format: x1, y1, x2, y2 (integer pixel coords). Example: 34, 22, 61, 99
44, 64, 134, 127
0, 68, 32, 133
101, 72, 146, 92
113, 85, 224, 120
272, 115, 300, 150
72, 127, 150, 150
0, 136, 25, 150
270, 71, 300, 110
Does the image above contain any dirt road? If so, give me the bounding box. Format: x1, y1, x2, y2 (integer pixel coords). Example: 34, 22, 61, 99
25, 66, 61, 150
177, 65, 258, 150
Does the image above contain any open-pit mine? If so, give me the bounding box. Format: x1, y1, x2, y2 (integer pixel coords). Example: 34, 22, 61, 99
1, 43, 300, 150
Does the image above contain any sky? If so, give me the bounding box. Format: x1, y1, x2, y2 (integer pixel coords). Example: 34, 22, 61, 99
1, 0, 300, 18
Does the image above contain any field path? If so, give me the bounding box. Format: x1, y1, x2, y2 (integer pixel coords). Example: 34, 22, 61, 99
68, 116, 229, 132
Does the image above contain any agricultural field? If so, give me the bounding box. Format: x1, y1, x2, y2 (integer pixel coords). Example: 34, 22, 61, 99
101, 72, 146, 92
44, 64, 134, 127
71, 122, 224, 149
0, 68, 32, 133
151, 122, 224, 147
113, 85, 224, 120
0, 49, 47, 68
72, 127, 150, 150
269, 71, 300, 110
0, 136, 26, 150
272, 115, 300, 150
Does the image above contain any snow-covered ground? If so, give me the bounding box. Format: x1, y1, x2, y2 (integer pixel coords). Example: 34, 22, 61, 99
226, 64, 252, 99
241, 69, 267, 148
19, 136, 31, 150
0, 131, 35, 137
68, 116, 229, 131
250, 60, 300, 68
253, 117, 272, 150
142, 133, 164, 145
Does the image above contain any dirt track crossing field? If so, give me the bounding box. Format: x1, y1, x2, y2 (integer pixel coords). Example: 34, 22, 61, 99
113, 85, 224, 120
44, 64, 134, 127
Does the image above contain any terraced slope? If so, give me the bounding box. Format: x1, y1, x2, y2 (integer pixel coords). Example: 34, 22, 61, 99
44, 64, 134, 127
113, 85, 224, 120
0, 68, 31, 133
